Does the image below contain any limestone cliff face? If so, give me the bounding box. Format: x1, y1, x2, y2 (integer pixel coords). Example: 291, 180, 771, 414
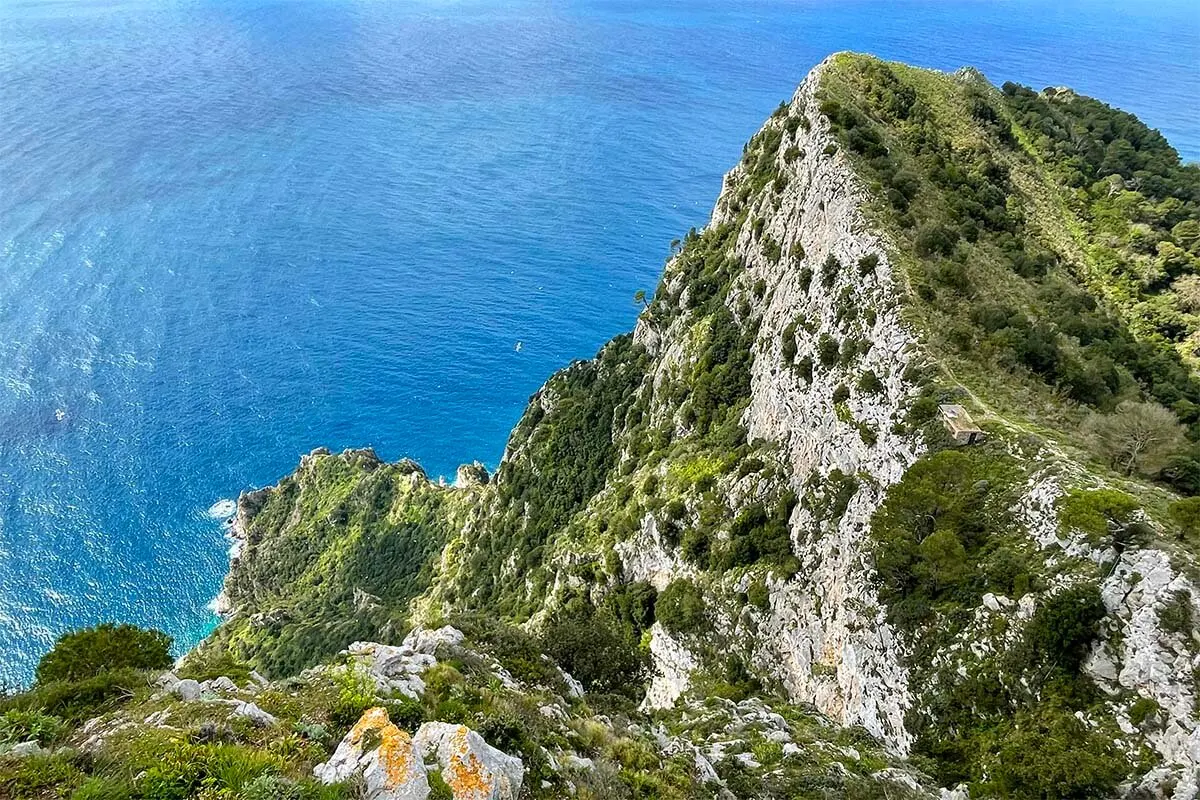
628, 59, 923, 749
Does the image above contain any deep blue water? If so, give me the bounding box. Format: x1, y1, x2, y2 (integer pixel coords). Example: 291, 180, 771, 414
1, 0, 1197, 683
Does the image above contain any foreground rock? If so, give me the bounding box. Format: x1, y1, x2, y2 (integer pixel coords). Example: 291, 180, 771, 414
413, 722, 524, 800
314, 707, 429, 800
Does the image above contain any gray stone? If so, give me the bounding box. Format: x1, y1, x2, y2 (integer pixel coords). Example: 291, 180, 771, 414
172, 679, 202, 701
314, 707, 429, 800
413, 721, 524, 800
10, 740, 47, 757
232, 701, 277, 727
209, 676, 238, 693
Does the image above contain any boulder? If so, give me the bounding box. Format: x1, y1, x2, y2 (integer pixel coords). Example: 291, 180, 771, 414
345, 642, 432, 700
413, 722, 524, 800
404, 625, 464, 656
314, 707, 429, 800
172, 679, 202, 701
343, 627, 463, 700
10, 740, 47, 757
232, 701, 278, 727
209, 676, 238, 693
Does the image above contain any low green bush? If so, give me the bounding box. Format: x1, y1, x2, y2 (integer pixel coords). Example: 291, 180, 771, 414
35, 623, 172, 684
540, 605, 647, 697
655, 579, 707, 634
0, 709, 64, 746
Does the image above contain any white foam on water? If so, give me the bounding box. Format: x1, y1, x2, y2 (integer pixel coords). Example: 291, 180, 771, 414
207, 499, 236, 519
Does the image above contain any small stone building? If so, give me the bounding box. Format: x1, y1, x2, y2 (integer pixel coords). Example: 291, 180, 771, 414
938, 404, 984, 445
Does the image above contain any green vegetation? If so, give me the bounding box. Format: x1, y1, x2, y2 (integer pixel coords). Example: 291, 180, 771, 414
202, 450, 463, 677
36, 624, 172, 684
868, 445, 1140, 793
871, 448, 1030, 630
820, 54, 1200, 495
1057, 487, 1144, 547
655, 579, 707, 634
540, 601, 648, 698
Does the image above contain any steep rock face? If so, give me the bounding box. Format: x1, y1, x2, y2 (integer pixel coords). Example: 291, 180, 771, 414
628, 59, 923, 748
1091, 548, 1200, 799
728, 59, 921, 749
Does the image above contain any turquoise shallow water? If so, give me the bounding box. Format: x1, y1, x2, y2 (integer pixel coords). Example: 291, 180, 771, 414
0, 0, 1197, 682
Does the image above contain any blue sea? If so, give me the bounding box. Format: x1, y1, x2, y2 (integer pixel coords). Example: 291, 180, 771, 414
0, 0, 1197, 683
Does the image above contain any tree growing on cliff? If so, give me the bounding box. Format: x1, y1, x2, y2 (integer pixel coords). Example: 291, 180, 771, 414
1084, 400, 1187, 477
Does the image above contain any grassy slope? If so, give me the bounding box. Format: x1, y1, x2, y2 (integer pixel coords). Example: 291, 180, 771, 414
818, 53, 1200, 552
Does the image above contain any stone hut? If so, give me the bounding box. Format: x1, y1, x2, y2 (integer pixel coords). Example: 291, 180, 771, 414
938, 404, 983, 445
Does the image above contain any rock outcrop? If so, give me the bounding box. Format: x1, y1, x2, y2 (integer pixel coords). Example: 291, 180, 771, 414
413, 722, 524, 800
315, 710, 525, 800
315, 708, 430, 800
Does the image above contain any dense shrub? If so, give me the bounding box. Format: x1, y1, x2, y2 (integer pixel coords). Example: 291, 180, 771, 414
540, 605, 647, 697
655, 579, 707, 634
857, 370, 883, 394
871, 449, 1025, 630
817, 334, 840, 367
976, 705, 1130, 799
2, 668, 146, 724
35, 623, 172, 685
714, 493, 797, 570
1169, 496, 1200, 539
1056, 488, 1142, 547
1013, 584, 1106, 679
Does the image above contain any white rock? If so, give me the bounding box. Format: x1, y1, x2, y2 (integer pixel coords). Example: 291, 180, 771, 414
413, 721, 524, 800
558, 666, 584, 699
143, 710, 171, 726
314, 707, 429, 800
232, 701, 277, 727
209, 676, 238, 693
10, 740, 47, 757
625, 59, 922, 752
344, 642, 432, 700
537, 704, 565, 722
172, 679, 202, 701
562, 753, 593, 770
403, 625, 464, 656
641, 623, 698, 710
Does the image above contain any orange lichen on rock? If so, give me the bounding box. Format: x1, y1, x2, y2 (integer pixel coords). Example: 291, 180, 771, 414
347, 706, 391, 744
347, 706, 418, 789
444, 725, 495, 800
